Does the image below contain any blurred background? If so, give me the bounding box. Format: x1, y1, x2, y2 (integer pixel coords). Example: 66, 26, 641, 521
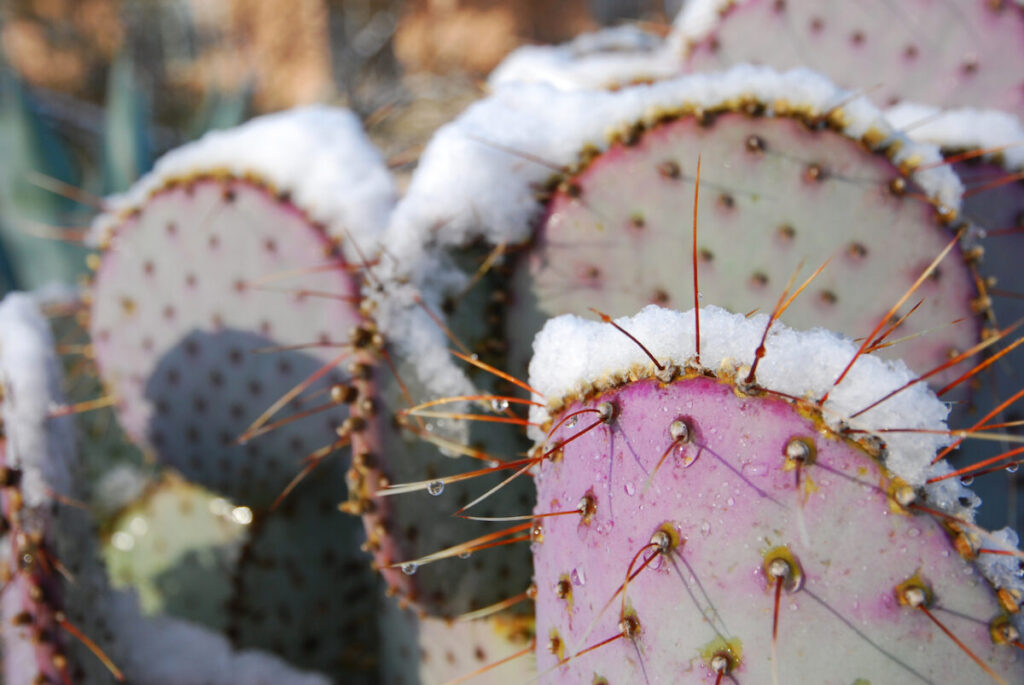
0, 0, 682, 295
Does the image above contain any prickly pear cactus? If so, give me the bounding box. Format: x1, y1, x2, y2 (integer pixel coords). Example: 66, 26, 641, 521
86, 106, 395, 679
526, 305, 1024, 683
0, 292, 80, 684
88, 106, 394, 510
675, 0, 1024, 113
384, 65, 982, 400
0, 291, 332, 684
885, 105, 1024, 531
380, 601, 535, 684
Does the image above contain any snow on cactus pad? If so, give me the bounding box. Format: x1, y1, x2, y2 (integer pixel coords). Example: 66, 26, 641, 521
380, 66, 976, 408
512, 109, 981, 384
886, 106, 1024, 531
527, 306, 1024, 683
0, 293, 78, 684
675, 0, 1024, 113
88, 106, 394, 509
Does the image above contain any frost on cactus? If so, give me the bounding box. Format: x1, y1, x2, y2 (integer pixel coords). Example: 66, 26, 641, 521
886, 106, 1024, 532
527, 306, 1024, 683
0, 292, 331, 685
88, 106, 395, 509
382, 66, 982, 401
675, 0, 1024, 113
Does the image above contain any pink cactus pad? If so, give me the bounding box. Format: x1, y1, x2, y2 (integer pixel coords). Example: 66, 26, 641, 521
89, 176, 367, 508
380, 601, 536, 684
89, 107, 394, 510
511, 111, 981, 388
678, 0, 1024, 113
527, 306, 1024, 683
533, 377, 1022, 682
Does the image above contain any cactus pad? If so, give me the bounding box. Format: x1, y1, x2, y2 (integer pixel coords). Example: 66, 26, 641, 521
527, 305, 1024, 683
676, 0, 1024, 113
0, 292, 332, 684
89, 107, 394, 509
381, 66, 974, 409
510, 109, 980, 385
226, 459, 380, 680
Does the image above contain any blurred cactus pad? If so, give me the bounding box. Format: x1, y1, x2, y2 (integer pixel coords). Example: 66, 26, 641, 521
2, 1, 1024, 684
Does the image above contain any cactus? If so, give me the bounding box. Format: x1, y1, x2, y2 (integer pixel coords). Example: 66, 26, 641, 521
88, 105, 394, 509
525, 305, 1024, 683
0, 291, 332, 684
674, 0, 1024, 113
5, 4, 1024, 683
85, 106, 395, 678
884, 105, 1024, 531
383, 65, 984, 423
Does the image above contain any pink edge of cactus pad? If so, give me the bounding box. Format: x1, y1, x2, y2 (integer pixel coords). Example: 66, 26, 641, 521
527, 305, 1024, 683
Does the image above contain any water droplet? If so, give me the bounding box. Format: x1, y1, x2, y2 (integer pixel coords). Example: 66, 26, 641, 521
680, 445, 698, 467
427, 480, 445, 496
726, 497, 735, 507
1007, 463, 1020, 474
568, 415, 579, 428
490, 398, 510, 412
571, 567, 587, 586
960, 475, 974, 485
231, 506, 253, 525
649, 554, 664, 570
402, 562, 418, 575
458, 551, 472, 559
624, 482, 636, 496
531, 524, 544, 543
907, 527, 921, 538
700, 520, 711, 537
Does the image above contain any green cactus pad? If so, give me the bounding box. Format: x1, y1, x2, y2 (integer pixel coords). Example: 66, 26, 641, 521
345, 368, 535, 619
226, 458, 380, 681
101, 474, 248, 631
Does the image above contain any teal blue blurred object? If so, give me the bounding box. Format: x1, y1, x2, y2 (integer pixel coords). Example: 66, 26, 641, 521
103, 52, 153, 194
0, 69, 91, 293
188, 83, 252, 139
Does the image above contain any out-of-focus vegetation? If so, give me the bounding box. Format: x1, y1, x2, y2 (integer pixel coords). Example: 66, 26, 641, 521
0, 0, 675, 295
